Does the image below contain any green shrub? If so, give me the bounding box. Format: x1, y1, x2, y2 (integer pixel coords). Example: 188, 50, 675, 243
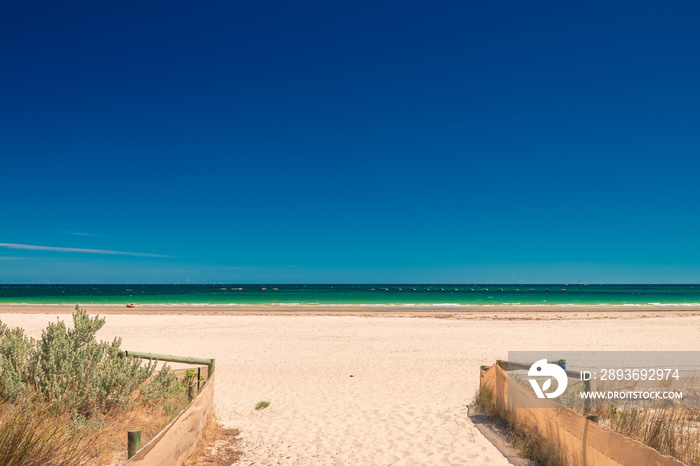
0, 307, 192, 464
27, 308, 156, 417
255, 401, 270, 410
182, 368, 204, 387
140, 365, 186, 400
0, 324, 33, 401
138, 365, 189, 418
0, 307, 166, 419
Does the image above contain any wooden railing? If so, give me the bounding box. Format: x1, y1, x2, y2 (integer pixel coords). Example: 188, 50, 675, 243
119, 350, 215, 377
119, 351, 216, 461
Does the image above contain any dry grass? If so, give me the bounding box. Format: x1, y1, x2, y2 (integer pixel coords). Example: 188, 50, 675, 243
80, 393, 189, 465
476, 385, 700, 466
0, 389, 190, 466
0, 307, 207, 466
184, 415, 242, 465
472, 387, 566, 466
592, 406, 700, 466
0, 401, 93, 466
0, 307, 195, 465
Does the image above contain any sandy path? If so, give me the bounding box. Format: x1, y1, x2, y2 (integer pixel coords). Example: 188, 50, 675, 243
2, 311, 698, 465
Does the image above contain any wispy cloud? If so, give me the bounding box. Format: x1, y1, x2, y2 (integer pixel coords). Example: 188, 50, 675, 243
0, 243, 170, 258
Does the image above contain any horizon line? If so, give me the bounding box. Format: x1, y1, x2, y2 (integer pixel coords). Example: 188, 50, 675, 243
0, 282, 697, 286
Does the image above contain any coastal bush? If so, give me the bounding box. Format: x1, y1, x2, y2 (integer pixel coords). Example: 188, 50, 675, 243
0, 324, 33, 401
138, 365, 187, 418
140, 365, 184, 400
0, 307, 195, 463
182, 368, 204, 387
28, 307, 156, 417
0, 307, 163, 418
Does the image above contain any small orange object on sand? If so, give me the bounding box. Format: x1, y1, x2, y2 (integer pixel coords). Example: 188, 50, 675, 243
126, 303, 135, 308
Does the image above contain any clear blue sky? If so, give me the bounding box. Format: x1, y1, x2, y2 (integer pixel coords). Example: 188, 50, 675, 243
1, 1, 699, 284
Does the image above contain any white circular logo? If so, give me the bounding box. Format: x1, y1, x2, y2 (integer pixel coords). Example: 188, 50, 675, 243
528, 359, 568, 399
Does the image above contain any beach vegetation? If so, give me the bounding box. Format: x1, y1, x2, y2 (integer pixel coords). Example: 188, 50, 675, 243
182, 368, 205, 387
0, 307, 192, 464
473, 383, 700, 466
590, 406, 700, 466
255, 401, 270, 410
472, 387, 566, 466
0, 401, 93, 466
0, 307, 157, 418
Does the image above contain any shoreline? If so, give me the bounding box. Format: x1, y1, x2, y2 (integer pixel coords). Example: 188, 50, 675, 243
2, 303, 700, 320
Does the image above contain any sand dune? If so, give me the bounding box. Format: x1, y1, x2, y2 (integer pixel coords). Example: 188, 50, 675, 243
2, 311, 698, 465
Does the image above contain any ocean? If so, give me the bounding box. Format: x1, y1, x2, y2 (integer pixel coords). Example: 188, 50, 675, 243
0, 284, 699, 307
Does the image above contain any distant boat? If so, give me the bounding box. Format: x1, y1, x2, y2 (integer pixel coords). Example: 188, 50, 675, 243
126, 303, 135, 308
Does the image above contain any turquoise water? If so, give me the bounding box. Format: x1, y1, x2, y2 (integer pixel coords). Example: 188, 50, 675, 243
1, 284, 699, 306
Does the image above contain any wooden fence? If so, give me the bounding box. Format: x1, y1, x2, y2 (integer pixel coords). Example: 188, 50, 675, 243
120, 351, 216, 466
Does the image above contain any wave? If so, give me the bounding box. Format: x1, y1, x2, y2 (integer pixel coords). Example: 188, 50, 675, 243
3, 301, 700, 309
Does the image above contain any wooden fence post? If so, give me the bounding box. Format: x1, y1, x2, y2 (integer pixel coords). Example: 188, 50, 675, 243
128, 430, 142, 459
583, 378, 591, 412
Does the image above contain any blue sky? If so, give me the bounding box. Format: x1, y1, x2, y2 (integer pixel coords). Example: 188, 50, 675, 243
1, 1, 699, 283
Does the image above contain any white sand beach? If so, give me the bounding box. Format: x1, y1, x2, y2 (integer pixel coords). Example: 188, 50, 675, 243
2, 309, 698, 465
